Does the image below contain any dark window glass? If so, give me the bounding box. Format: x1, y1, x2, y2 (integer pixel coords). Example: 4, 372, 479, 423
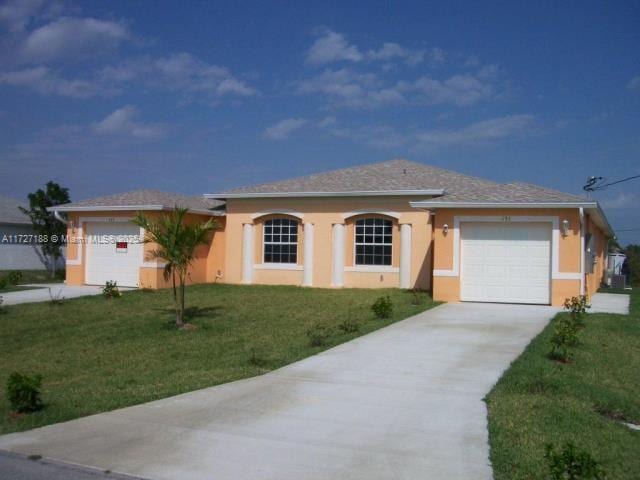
263, 218, 298, 263
354, 218, 393, 266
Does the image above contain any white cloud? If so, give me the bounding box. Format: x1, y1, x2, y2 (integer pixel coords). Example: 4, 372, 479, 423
93, 105, 165, 139
306, 30, 363, 65
628, 75, 640, 92
366, 42, 429, 66
600, 192, 637, 209
0, 0, 45, 32
101, 52, 256, 98
317, 115, 336, 127
298, 68, 404, 108
20, 17, 130, 63
299, 68, 498, 109
398, 73, 494, 106
263, 118, 307, 140
414, 115, 535, 150
0, 66, 104, 98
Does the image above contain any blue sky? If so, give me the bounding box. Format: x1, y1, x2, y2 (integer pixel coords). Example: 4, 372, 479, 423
1, 0, 639, 243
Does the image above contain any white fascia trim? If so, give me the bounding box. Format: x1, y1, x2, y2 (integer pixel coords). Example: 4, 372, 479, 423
49, 205, 223, 216
206, 189, 445, 199
342, 210, 401, 220
254, 263, 303, 271
410, 201, 597, 209
431, 215, 581, 281
345, 266, 399, 273
250, 209, 304, 220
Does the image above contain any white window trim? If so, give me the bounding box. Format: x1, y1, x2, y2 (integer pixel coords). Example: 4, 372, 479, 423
262, 218, 300, 266
67, 216, 164, 269
432, 215, 582, 280
254, 263, 303, 271
342, 210, 401, 220
345, 266, 399, 273
353, 217, 393, 268
251, 210, 304, 220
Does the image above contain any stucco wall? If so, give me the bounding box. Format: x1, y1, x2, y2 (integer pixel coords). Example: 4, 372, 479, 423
64, 211, 224, 289
431, 208, 607, 306
223, 197, 433, 289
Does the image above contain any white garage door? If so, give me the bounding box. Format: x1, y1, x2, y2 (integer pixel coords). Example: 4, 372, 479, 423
85, 222, 142, 287
460, 222, 551, 304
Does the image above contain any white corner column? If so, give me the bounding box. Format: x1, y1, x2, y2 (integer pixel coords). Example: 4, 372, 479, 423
331, 223, 345, 287
303, 222, 314, 286
400, 223, 412, 289
241, 223, 254, 284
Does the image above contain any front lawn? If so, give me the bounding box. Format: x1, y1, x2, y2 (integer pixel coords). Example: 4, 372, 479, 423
0, 284, 435, 434
0, 269, 63, 285
487, 291, 640, 479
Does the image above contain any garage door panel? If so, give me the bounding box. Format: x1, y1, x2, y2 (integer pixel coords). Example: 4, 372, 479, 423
460, 222, 551, 305
85, 222, 142, 287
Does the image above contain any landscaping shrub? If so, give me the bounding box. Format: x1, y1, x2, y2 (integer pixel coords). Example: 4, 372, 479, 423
338, 318, 360, 334
549, 316, 579, 362
372, 295, 393, 319
544, 442, 606, 480
563, 295, 590, 330
0, 276, 7, 290
7, 270, 22, 285
102, 280, 122, 299
6, 373, 43, 413
306, 323, 333, 347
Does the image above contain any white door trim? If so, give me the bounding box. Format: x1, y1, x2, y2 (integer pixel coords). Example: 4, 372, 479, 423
433, 215, 582, 280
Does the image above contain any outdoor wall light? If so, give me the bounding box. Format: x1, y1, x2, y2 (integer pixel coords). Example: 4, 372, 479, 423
561, 219, 570, 237
443, 223, 449, 235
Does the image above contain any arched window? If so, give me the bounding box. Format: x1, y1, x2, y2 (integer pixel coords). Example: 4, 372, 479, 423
263, 218, 298, 264
354, 218, 392, 266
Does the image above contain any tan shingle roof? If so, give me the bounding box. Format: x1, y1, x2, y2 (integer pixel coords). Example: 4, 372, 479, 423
425, 181, 588, 204
218, 159, 498, 195
0, 194, 30, 225
50, 190, 224, 214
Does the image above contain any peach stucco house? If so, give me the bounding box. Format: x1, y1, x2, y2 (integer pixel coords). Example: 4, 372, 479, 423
50, 159, 613, 306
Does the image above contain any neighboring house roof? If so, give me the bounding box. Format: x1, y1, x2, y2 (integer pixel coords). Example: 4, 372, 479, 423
49, 190, 224, 216
208, 159, 496, 198
0, 194, 31, 225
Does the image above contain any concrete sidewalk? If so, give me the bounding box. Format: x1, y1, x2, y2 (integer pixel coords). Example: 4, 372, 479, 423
1, 284, 104, 305
589, 292, 630, 314
0, 302, 557, 480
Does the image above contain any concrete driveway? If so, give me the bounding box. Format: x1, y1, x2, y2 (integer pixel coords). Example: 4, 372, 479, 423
0, 284, 104, 305
0, 302, 557, 480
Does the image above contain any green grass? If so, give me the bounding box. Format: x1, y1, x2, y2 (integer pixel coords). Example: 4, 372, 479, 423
487, 290, 639, 479
0, 284, 436, 434
0, 269, 63, 285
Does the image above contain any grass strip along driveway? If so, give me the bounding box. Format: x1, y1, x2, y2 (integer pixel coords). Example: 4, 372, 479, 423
0, 284, 435, 435
487, 291, 639, 479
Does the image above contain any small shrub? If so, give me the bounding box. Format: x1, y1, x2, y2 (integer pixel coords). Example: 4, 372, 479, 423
47, 287, 65, 305
7, 270, 22, 285
0, 276, 7, 290
6, 373, 44, 413
372, 295, 393, 319
306, 323, 333, 347
563, 295, 590, 330
54, 270, 66, 281
102, 280, 122, 299
550, 316, 579, 362
544, 442, 606, 480
338, 318, 360, 334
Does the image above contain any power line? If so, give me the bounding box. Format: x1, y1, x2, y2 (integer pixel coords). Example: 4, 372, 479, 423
584, 173, 640, 191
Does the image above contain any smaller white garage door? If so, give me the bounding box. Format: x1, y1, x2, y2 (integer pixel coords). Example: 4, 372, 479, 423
461, 222, 551, 304
85, 222, 142, 287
